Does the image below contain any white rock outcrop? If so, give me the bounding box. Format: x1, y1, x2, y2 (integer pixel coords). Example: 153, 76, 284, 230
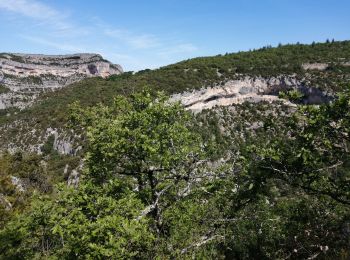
302, 63, 328, 70
170, 76, 298, 112
171, 76, 332, 112
0, 53, 123, 109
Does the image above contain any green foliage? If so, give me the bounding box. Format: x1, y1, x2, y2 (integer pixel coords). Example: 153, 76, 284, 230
259, 87, 350, 205
0, 151, 81, 228
2, 40, 350, 150
1, 91, 207, 258
0, 53, 25, 63
1, 43, 350, 259
0, 85, 10, 94
8, 54, 25, 63
70, 90, 207, 242
0, 181, 154, 259
0, 152, 49, 227
41, 134, 56, 155
3, 89, 350, 258
70, 89, 202, 183
279, 88, 305, 102
235, 87, 350, 257
0, 152, 52, 193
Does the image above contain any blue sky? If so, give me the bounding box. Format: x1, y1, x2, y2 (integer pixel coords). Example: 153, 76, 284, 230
0, 0, 349, 71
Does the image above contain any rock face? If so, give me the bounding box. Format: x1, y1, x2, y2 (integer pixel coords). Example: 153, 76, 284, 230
171, 76, 331, 112
0, 53, 123, 109
302, 63, 329, 71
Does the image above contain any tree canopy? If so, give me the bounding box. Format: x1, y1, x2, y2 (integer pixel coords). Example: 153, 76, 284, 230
1, 89, 350, 259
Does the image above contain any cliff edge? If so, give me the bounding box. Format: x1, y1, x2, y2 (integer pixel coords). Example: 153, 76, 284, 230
0, 53, 123, 109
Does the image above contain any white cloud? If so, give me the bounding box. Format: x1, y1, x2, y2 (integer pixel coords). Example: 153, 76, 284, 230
104, 28, 160, 49
104, 27, 198, 57
0, 0, 72, 32
0, 0, 199, 70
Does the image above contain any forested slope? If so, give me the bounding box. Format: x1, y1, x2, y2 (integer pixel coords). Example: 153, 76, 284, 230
1, 40, 350, 137
0, 41, 350, 259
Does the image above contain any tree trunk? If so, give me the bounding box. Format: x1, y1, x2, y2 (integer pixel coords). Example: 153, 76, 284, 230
147, 170, 162, 233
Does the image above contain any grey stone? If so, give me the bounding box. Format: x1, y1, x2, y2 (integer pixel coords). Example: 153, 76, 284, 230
0, 53, 123, 109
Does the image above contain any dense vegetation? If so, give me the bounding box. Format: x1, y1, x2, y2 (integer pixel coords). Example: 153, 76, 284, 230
0, 41, 350, 259
1, 41, 350, 137
0, 85, 10, 95
1, 88, 349, 259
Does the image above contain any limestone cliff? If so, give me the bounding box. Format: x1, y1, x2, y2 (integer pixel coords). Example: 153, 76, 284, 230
0, 53, 123, 109
170, 76, 332, 112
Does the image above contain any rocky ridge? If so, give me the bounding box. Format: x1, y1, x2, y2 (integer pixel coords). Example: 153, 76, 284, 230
170, 76, 332, 112
0, 74, 333, 154
0, 53, 123, 109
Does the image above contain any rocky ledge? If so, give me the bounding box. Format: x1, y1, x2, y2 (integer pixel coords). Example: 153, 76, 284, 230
171, 76, 332, 112
0, 53, 123, 109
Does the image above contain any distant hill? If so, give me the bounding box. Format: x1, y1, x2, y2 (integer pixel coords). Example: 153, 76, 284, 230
0, 40, 350, 153
1, 42, 350, 259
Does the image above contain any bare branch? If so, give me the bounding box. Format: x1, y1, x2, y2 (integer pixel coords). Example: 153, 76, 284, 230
181, 235, 224, 254
135, 184, 173, 220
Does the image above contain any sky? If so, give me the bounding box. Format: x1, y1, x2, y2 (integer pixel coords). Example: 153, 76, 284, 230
0, 0, 349, 71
